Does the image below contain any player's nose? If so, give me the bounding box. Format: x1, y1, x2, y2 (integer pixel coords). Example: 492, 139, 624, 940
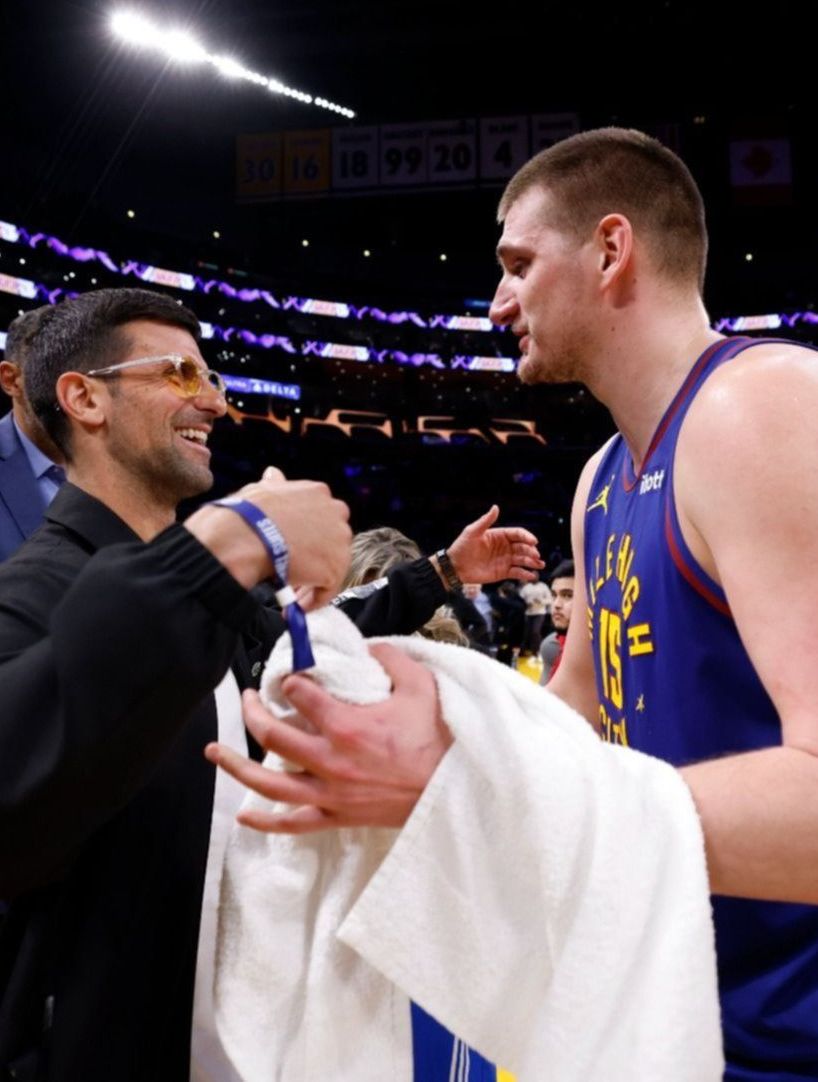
489, 280, 517, 326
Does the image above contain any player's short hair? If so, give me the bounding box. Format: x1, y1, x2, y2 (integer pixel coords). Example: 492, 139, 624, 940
24, 288, 200, 457
498, 128, 708, 290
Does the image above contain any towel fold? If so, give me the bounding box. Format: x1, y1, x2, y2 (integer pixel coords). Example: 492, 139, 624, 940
215, 607, 723, 1081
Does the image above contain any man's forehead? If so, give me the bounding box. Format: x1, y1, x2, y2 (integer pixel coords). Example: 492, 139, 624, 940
120, 318, 202, 358
497, 188, 556, 256
552, 577, 574, 591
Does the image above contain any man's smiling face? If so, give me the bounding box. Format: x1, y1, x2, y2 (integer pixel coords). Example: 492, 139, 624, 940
99, 319, 226, 505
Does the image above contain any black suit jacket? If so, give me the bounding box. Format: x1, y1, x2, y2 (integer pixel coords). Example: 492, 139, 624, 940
0, 484, 278, 1082
0, 484, 447, 1082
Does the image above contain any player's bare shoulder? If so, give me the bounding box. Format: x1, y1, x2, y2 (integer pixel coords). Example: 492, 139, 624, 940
675, 339, 818, 582
681, 339, 818, 460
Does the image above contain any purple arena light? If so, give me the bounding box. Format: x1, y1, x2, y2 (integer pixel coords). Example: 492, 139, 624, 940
1, 221, 815, 363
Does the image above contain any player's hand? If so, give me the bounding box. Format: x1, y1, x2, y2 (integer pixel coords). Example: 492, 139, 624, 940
204, 643, 451, 834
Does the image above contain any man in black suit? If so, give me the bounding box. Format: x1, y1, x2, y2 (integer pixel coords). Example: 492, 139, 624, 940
0, 288, 353, 1081
0, 307, 65, 562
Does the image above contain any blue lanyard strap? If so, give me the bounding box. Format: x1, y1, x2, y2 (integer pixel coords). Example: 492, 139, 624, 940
210, 497, 315, 672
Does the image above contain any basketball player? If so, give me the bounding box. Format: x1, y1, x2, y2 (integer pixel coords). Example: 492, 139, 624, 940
211, 129, 818, 1079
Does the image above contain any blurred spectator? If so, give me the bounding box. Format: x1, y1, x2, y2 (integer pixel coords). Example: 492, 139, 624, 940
463, 582, 494, 640
335, 526, 467, 645
540, 559, 575, 684
449, 585, 492, 652
492, 580, 526, 665
519, 574, 553, 655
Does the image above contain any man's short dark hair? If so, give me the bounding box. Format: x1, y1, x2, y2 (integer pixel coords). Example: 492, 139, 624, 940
498, 128, 708, 291
550, 559, 574, 585
25, 288, 200, 457
3, 305, 54, 370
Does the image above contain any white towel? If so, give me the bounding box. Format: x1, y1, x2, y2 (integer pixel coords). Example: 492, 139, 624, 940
215, 607, 723, 1081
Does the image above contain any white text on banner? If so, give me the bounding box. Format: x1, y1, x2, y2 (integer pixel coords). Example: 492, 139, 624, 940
427, 119, 477, 185
479, 116, 530, 181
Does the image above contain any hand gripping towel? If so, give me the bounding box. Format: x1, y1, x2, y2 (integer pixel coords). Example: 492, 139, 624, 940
215, 607, 723, 1081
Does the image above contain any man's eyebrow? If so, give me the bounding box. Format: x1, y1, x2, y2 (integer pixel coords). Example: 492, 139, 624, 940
495, 241, 521, 266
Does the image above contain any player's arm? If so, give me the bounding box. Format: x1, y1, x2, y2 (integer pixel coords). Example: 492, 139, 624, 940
675, 344, 818, 903
546, 449, 603, 730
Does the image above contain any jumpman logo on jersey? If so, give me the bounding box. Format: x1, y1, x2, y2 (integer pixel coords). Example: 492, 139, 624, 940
587, 475, 615, 515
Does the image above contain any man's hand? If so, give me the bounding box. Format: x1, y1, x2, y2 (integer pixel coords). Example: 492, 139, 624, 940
444, 504, 543, 585
184, 466, 351, 604
204, 644, 450, 834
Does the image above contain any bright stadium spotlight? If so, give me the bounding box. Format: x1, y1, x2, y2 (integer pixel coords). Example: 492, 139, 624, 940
211, 55, 250, 79
110, 10, 162, 48
109, 9, 355, 117
164, 30, 208, 63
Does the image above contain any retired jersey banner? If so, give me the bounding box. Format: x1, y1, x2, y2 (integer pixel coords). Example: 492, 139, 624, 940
237, 112, 578, 201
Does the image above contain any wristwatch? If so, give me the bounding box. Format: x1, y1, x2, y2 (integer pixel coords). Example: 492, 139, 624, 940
434, 548, 463, 593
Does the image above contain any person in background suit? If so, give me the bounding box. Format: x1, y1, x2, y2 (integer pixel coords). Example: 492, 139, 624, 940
0, 306, 65, 561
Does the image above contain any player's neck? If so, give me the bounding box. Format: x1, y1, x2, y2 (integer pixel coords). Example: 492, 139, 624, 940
68, 458, 178, 541
588, 296, 720, 472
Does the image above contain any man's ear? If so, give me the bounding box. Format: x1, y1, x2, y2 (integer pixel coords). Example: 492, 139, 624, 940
0, 360, 23, 399
593, 213, 634, 290
56, 371, 108, 434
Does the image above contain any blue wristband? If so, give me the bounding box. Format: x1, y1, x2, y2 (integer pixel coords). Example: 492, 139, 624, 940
212, 498, 289, 584
211, 497, 315, 672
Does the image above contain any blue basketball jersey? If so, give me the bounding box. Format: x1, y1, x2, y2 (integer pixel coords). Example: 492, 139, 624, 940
412, 1003, 497, 1081
584, 337, 818, 1079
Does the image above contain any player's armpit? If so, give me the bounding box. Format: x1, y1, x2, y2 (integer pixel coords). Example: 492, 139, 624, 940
546, 448, 606, 731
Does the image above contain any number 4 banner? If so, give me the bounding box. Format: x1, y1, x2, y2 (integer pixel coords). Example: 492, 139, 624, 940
479, 116, 530, 181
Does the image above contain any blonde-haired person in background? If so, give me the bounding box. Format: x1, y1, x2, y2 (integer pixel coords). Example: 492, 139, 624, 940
335, 525, 467, 646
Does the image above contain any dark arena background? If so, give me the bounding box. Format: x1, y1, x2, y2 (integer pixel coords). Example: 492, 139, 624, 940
1, 0, 814, 560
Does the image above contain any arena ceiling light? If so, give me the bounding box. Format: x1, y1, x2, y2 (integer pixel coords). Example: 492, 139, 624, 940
110, 9, 356, 118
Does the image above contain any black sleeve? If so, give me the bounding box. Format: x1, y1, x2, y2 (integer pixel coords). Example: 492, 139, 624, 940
0, 524, 256, 898
333, 557, 447, 637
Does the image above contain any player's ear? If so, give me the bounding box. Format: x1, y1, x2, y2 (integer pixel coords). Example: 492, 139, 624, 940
594, 213, 633, 288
